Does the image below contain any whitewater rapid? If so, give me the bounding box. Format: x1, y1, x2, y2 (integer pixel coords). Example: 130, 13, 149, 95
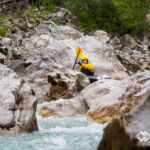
0, 103, 106, 150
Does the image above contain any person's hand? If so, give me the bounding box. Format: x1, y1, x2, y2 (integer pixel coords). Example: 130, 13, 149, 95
77, 61, 82, 65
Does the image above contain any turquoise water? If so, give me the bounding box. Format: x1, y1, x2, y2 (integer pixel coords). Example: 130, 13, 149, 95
0, 104, 106, 150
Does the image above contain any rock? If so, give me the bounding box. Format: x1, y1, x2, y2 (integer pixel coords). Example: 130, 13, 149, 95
47, 75, 73, 100
94, 30, 110, 42
109, 37, 122, 50
13, 19, 19, 24
81, 71, 150, 123
116, 46, 149, 74
28, 18, 35, 23
27, 22, 34, 28
146, 52, 150, 65
136, 44, 148, 54
120, 34, 137, 49
131, 50, 142, 60
0, 64, 38, 135
146, 13, 150, 24
2, 38, 11, 45
142, 35, 150, 46
98, 93, 150, 150
0, 53, 6, 64
51, 8, 71, 25
10, 54, 90, 103
121, 47, 132, 54
34, 22, 83, 40
0, 43, 8, 56
39, 97, 88, 117
2, 21, 128, 80
11, 26, 20, 34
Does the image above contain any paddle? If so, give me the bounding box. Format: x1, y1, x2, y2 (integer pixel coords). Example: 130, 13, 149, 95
72, 47, 82, 70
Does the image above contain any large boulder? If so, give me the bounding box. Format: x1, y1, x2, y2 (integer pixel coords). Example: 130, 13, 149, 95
3, 21, 128, 80
39, 97, 88, 117
10, 54, 90, 103
98, 93, 150, 150
81, 71, 150, 123
94, 30, 110, 42
0, 64, 38, 135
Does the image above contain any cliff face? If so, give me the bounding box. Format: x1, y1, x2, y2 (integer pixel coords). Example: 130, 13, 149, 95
0, 64, 38, 135
98, 93, 150, 150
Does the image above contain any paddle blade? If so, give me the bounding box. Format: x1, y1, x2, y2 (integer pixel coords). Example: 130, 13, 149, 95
75, 47, 82, 58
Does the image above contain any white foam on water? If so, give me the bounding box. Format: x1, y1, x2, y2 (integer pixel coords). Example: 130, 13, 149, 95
51, 137, 66, 146
0, 104, 107, 150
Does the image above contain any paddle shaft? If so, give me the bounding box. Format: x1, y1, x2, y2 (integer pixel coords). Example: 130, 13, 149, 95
72, 49, 81, 70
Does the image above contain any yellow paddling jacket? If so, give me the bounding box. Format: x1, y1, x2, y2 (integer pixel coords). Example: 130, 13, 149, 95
79, 63, 94, 76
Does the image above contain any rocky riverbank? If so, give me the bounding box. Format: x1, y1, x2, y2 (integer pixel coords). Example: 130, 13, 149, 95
98, 93, 150, 149
0, 4, 150, 149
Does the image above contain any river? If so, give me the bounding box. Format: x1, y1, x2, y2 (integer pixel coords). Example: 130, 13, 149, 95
0, 103, 106, 150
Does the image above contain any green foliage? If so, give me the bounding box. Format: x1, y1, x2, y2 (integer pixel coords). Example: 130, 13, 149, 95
113, 0, 150, 36
1, 0, 149, 37
65, 0, 150, 36
0, 24, 9, 37
32, 20, 39, 26
39, 0, 64, 11
39, 10, 48, 18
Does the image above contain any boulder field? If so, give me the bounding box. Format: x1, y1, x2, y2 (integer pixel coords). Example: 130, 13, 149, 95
0, 9, 150, 149
40, 71, 150, 124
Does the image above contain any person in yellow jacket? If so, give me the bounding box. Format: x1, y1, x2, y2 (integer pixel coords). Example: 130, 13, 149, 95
78, 56, 94, 76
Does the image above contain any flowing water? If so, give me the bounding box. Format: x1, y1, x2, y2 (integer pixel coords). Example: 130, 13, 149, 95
0, 103, 106, 150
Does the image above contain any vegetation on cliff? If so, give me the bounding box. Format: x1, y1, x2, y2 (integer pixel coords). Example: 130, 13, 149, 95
39, 0, 150, 36
0, 0, 150, 37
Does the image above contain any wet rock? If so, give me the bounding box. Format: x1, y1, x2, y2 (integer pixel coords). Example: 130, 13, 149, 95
0, 64, 38, 135
48, 75, 73, 100
39, 97, 88, 117
98, 93, 150, 150
81, 71, 150, 123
